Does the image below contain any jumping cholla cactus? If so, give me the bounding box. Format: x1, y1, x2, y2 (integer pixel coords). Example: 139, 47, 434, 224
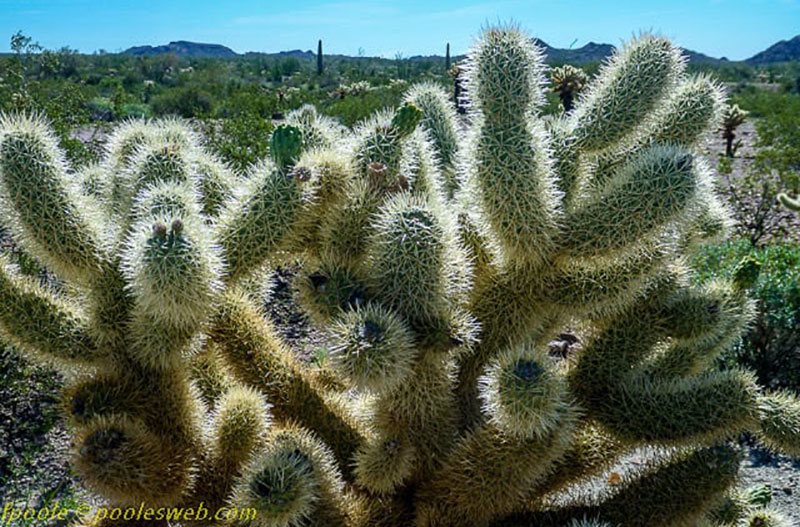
721, 103, 749, 158
778, 192, 800, 212
550, 64, 589, 112
1, 26, 799, 527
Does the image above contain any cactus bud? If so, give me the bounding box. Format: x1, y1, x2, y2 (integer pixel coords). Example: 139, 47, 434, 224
152, 222, 168, 238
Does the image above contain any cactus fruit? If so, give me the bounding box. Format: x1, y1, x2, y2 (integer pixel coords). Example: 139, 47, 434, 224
1, 25, 799, 527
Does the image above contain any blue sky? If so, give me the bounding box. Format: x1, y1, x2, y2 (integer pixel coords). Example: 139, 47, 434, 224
1, 0, 798, 60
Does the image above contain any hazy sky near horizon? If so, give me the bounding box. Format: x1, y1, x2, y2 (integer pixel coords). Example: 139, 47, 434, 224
1, 0, 798, 60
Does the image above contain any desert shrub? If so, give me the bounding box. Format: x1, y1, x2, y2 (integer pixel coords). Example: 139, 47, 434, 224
322, 85, 405, 126
717, 157, 799, 246
199, 112, 273, 171
151, 85, 213, 117
693, 240, 800, 390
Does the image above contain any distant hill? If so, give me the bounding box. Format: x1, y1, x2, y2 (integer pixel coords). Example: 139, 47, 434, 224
120, 36, 799, 65
535, 40, 614, 64
123, 41, 237, 58
746, 35, 800, 65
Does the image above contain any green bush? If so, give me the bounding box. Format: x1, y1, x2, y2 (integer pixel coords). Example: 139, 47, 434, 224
693, 240, 800, 389
199, 112, 273, 172
151, 85, 213, 118
119, 102, 151, 119
322, 85, 405, 127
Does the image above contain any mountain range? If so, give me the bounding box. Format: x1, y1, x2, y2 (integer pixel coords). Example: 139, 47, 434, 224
122, 35, 800, 65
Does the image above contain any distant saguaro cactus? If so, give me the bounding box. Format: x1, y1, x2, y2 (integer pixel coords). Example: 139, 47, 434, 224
0, 25, 798, 527
317, 39, 324, 75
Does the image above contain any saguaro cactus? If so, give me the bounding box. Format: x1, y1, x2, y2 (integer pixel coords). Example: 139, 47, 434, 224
317, 39, 324, 75
1, 25, 799, 527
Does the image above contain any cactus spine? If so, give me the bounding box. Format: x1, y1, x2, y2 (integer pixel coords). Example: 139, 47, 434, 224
1, 25, 799, 527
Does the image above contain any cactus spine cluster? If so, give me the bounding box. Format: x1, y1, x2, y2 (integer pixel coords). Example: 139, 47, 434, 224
1, 26, 799, 527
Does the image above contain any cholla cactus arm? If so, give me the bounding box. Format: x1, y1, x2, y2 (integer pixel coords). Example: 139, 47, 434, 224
548, 119, 582, 207
123, 186, 222, 368
364, 193, 458, 330
463, 27, 562, 265
73, 414, 196, 508
285, 104, 346, 152
193, 153, 237, 218
593, 445, 742, 527
520, 425, 625, 504
644, 278, 757, 378
757, 391, 800, 456
0, 254, 102, 366
0, 114, 108, 283
544, 240, 669, 317
499, 445, 742, 527
209, 289, 365, 470
777, 192, 800, 212
229, 425, 349, 527
417, 346, 578, 526
404, 82, 461, 199
560, 146, 697, 259
189, 343, 234, 407
569, 35, 684, 152
196, 384, 271, 509
590, 74, 724, 190
570, 272, 762, 445
649, 75, 726, 147
217, 160, 304, 282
